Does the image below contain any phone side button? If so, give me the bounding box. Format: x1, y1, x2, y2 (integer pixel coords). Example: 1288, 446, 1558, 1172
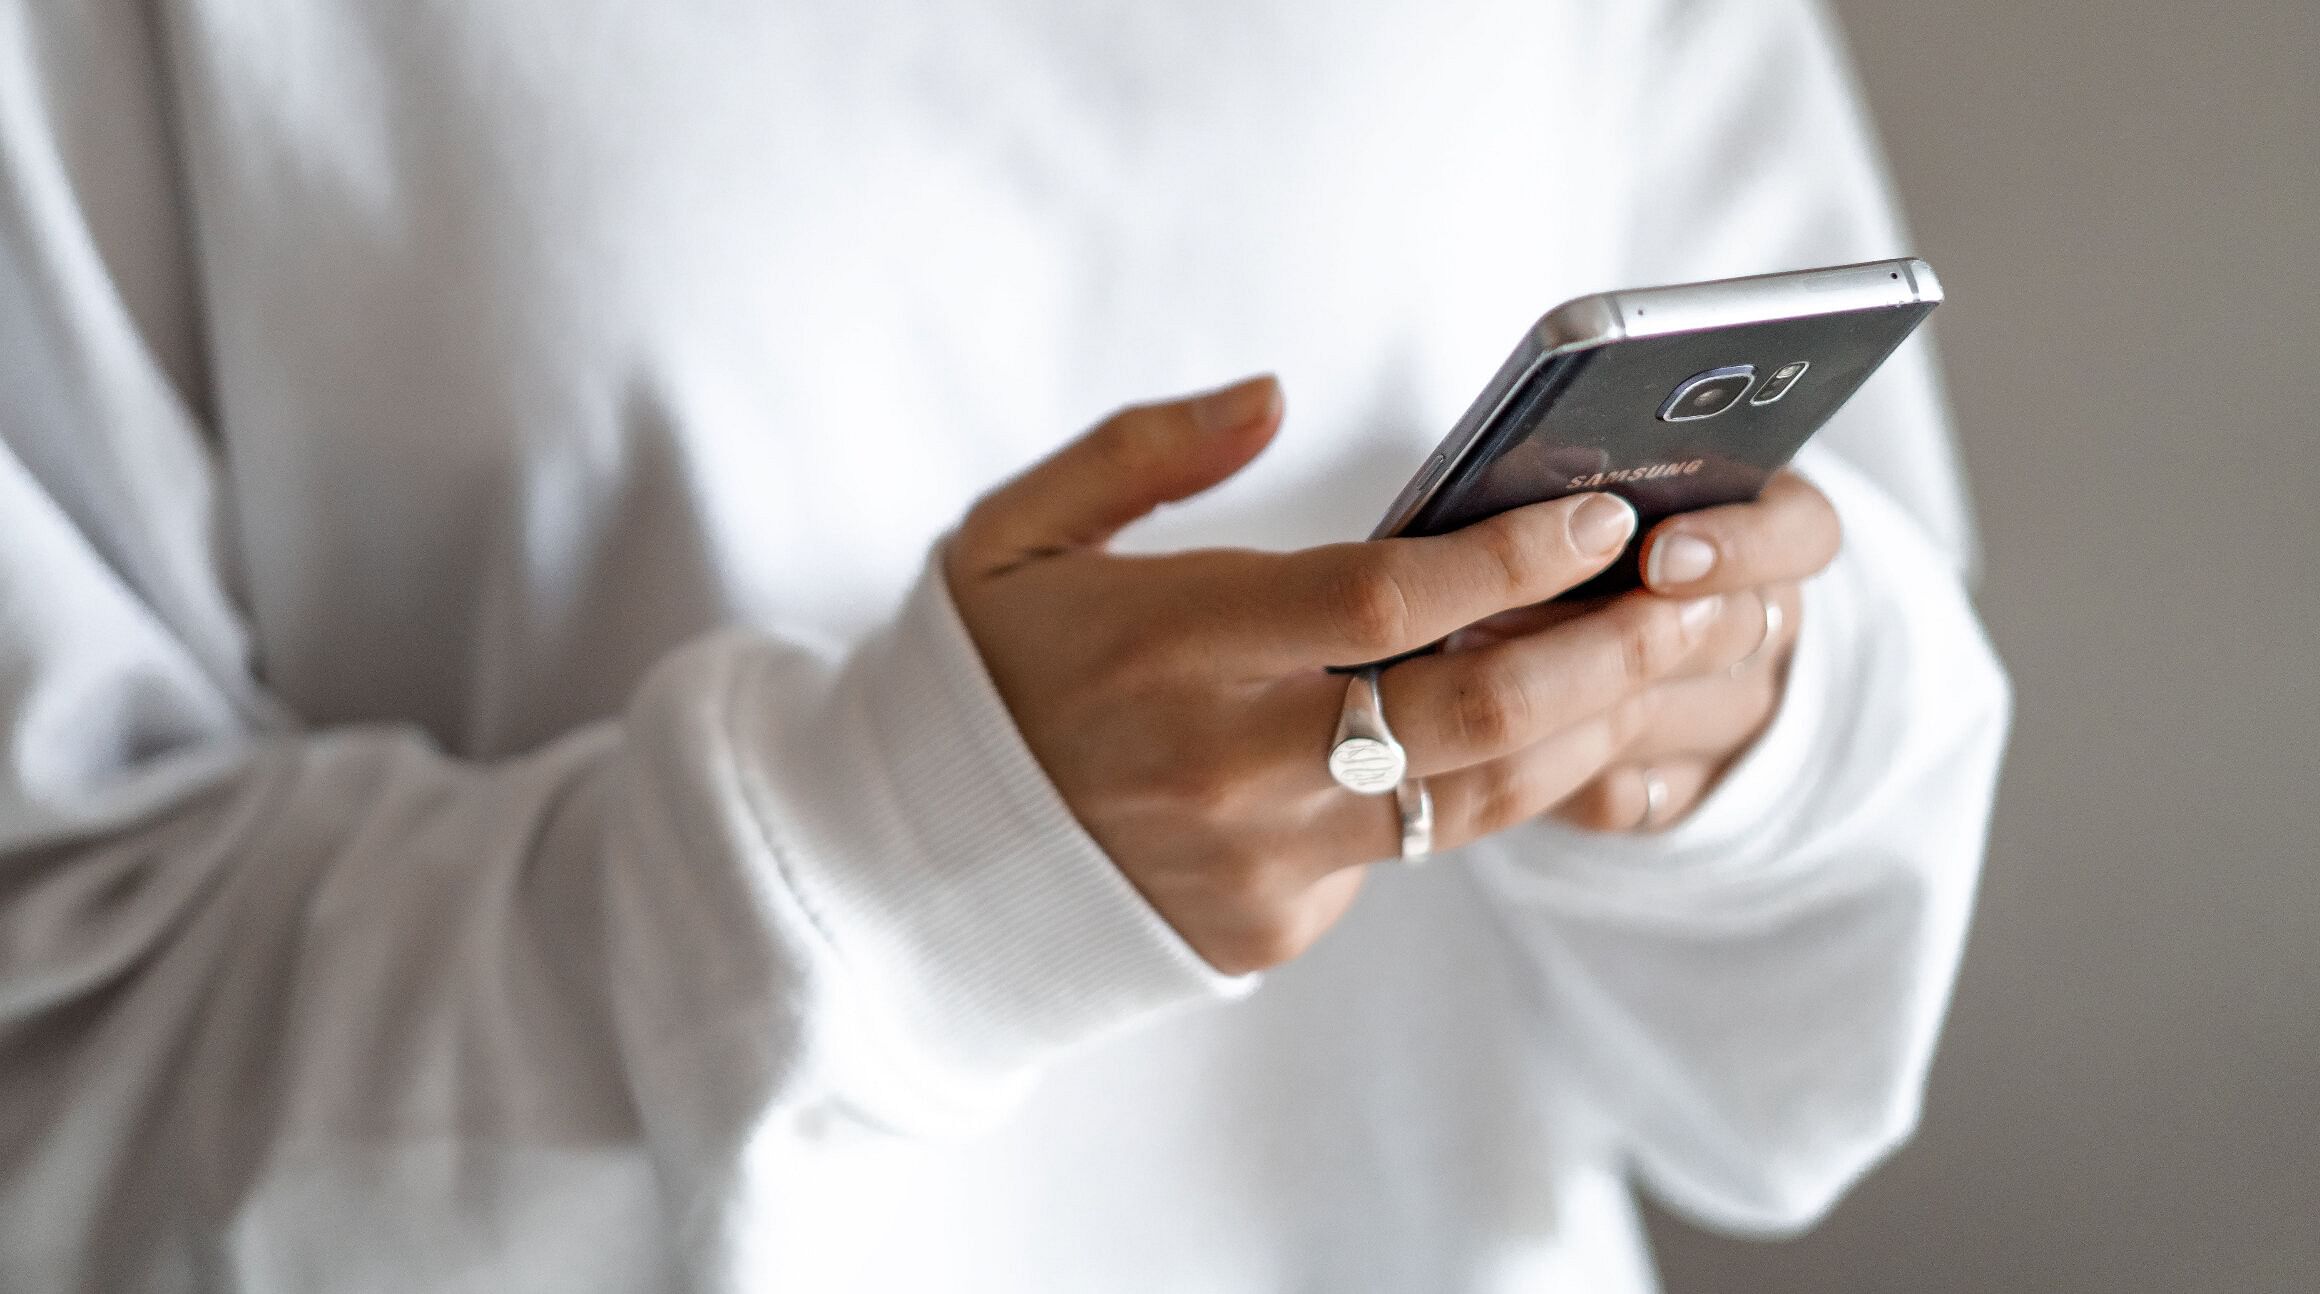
1373, 454, 1451, 540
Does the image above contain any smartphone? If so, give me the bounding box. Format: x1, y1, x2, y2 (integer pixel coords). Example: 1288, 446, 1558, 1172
1373, 258, 1942, 600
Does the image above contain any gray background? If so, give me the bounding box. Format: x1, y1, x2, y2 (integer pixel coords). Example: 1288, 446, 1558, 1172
1646, 0, 2320, 1289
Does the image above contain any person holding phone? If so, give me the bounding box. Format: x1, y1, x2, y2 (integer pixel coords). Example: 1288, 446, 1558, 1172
0, 0, 2007, 1290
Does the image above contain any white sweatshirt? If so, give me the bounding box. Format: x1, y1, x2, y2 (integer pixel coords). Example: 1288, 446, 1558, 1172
0, 0, 2009, 1290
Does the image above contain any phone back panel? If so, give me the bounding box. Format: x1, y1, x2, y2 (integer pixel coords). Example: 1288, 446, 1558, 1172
1394, 300, 1935, 598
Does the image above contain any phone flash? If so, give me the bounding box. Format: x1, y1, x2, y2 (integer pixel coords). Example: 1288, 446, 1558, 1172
1750, 361, 1810, 406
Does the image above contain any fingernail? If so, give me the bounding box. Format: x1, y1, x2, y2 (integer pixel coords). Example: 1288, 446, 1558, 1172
1570, 493, 1638, 556
1648, 533, 1717, 587
1190, 375, 1281, 435
1680, 594, 1724, 635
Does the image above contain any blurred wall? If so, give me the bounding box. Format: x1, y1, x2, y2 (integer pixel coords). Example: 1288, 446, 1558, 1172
1645, 1, 2320, 1289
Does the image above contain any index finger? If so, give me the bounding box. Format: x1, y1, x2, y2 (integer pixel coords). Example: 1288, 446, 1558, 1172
1246, 492, 1638, 669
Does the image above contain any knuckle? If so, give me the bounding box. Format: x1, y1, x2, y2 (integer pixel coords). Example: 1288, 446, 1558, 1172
1468, 751, 1574, 838
1094, 412, 1167, 475
1614, 605, 1684, 685
1470, 763, 1536, 837
1471, 514, 1546, 597
1450, 666, 1534, 753
1149, 753, 1245, 821
1332, 561, 1416, 654
1091, 620, 1193, 689
952, 489, 1024, 568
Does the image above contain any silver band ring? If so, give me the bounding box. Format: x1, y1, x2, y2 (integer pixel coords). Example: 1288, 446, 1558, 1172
1638, 767, 1670, 831
1731, 594, 1785, 676
1396, 778, 1433, 864
1328, 665, 1408, 795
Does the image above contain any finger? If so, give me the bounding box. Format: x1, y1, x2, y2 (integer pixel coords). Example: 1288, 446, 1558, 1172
1454, 580, 1797, 676
1308, 710, 1621, 861
1304, 663, 1761, 862
1284, 592, 1788, 863
1669, 585, 1800, 682
953, 375, 1284, 574
1445, 597, 1597, 650
1552, 759, 1719, 834
1597, 668, 1784, 766
1367, 586, 1738, 777
1415, 708, 1686, 852
1245, 491, 1638, 668
1279, 590, 1787, 865
1362, 584, 1792, 779
1639, 469, 1841, 595
1251, 666, 1611, 867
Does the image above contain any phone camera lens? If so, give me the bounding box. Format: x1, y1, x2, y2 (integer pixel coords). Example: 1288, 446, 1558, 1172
1658, 366, 1756, 422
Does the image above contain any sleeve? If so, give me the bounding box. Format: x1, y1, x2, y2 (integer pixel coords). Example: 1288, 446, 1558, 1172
0, 7, 1240, 1284
1457, 0, 2012, 1234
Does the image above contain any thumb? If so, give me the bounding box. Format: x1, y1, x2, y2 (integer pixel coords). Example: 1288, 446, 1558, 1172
954, 375, 1283, 572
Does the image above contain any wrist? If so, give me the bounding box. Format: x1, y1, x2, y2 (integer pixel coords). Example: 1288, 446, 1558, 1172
726, 554, 1253, 1124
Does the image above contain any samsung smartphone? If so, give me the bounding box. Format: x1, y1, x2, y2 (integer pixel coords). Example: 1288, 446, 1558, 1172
1373, 258, 1942, 600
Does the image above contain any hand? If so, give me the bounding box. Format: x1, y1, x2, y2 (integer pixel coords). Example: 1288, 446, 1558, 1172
1459, 471, 1839, 833
947, 377, 1787, 973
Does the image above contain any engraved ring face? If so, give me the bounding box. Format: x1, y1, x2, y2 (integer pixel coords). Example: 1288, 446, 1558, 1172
1328, 736, 1407, 795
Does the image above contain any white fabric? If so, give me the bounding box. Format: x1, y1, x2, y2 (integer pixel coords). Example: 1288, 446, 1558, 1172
0, 0, 2010, 1289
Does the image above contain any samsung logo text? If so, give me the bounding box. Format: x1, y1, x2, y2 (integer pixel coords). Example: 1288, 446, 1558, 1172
1568, 459, 1705, 489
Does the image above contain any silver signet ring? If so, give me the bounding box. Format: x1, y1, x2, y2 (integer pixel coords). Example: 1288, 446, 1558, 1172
1328, 665, 1408, 795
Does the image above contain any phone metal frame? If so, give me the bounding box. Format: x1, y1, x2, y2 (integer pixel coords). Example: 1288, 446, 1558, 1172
1370, 257, 1944, 540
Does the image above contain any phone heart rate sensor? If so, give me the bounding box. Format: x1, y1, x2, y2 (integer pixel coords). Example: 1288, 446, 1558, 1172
1750, 361, 1811, 405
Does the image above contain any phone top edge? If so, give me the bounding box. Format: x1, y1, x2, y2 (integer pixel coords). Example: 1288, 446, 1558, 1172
1901, 256, 1944, 304
1604, 257, 1938, 339
1531, 295, 1628, 354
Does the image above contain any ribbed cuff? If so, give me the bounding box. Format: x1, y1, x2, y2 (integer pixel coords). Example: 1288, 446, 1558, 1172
728, 555, 1250, 1114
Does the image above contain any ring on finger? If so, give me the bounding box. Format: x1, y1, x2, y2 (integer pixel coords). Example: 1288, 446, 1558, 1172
1730, 594, 1785, 676
1396, 778, 1433, 864
1328, 665, 1408, 794
1637, 766, 1671, 831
